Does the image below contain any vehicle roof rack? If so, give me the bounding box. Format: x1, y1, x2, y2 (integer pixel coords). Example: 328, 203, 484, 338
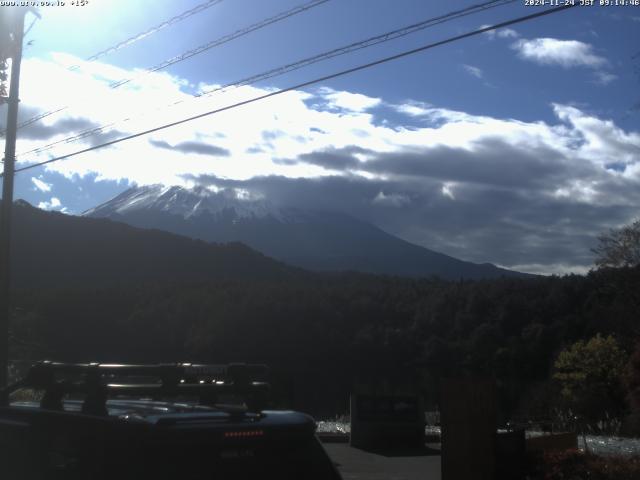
1, 361, 270, 414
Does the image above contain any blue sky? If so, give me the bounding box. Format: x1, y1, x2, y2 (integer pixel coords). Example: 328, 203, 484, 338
1, 0, 640, 275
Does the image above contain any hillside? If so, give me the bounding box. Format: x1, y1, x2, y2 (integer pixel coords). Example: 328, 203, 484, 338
7, 200, 301, 289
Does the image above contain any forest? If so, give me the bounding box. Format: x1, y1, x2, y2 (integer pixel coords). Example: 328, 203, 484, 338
9, 263, 640, 430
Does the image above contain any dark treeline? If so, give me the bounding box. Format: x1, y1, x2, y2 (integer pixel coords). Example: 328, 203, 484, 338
9, 266, 640, 420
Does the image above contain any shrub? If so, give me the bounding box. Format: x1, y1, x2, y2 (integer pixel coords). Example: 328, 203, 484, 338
537, 449, 640, 480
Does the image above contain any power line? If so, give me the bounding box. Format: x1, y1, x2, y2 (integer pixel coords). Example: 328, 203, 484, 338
17, 0, 514, 159
23, 14, 39, 39
10, 0, 331, 147
6, 3, 577, 177
194, 0, 517, 97
79, 0, 225, 66
0, 0, 226, 137
110, 0, 331, 90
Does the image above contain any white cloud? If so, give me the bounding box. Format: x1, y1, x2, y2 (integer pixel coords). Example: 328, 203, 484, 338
17, 55, 631, 189
511, 38, 607, 68
441, 183, 455, 200
551, 104, 640, 173
7, 53, 640, 275
481, 25, 519, 39
496, 28, 518, 39
372, 191, 410, 207
13, 53, 638, 195
319, 87, 381, 112
31, 177, 52, 192
395, 101, 431, 117
499, 263, 590, 276
38, 197, 63, 210
462, 64, 483, 79
592, 71, 618, 86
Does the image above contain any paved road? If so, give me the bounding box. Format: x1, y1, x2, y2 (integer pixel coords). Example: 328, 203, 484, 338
323, 443, 441, 480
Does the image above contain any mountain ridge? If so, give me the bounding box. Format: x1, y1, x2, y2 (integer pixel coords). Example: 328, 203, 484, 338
8, 199, 303, 289
84, 184, 531, 280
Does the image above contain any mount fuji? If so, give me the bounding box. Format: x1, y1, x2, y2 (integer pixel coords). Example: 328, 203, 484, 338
84, 184, 528, 280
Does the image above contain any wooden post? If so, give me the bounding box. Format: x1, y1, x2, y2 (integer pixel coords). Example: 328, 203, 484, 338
441, 378, 497, 480
0, 7, 27, 389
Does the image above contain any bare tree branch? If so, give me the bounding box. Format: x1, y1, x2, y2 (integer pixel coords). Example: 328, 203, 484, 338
593, 219, 640, 268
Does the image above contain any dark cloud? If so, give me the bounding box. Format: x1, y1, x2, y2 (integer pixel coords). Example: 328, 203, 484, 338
0, 105, 98, 141
272, 158, 298, 166
0, 104, 129, 150
262, 139, 632, 265
390, 184, 633, 269
21, 117, 100, 141
285, 138, 597, 190
295, 146, 371, 171
149, 139, 230, 157
367, 139, 594, 189
184, 168, 639, 273
85, 129, 129, 148
185, 173, 392, 218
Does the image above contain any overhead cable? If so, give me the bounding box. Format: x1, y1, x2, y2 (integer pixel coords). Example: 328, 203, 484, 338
78, 0, 226, 67
6, 3, 578, 177
17, 0, 513, 158
0, 0, 227, 136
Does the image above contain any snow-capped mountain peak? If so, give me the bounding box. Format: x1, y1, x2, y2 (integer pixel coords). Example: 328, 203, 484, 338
83, 184, 286, 221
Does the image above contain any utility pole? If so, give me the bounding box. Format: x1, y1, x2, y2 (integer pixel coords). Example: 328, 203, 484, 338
0, 7, 27, 389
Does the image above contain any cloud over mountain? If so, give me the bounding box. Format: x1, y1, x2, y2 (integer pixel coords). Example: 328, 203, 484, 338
3, 52, 639, 275
149, 139, 230, 157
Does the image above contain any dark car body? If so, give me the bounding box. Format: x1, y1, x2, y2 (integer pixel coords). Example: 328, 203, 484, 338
0, 361, 342, 480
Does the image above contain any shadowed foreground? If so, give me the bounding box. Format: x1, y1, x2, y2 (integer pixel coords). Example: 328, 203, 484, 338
324, 442, 441, 480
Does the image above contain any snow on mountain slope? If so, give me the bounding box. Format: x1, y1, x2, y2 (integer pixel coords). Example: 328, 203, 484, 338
84, 184, 288, 221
